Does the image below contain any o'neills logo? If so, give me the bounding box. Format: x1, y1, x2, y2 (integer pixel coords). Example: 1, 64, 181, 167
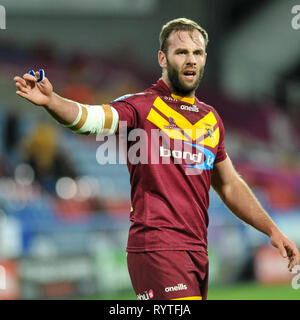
165, 283, 188, 292
180, 105, 199, 112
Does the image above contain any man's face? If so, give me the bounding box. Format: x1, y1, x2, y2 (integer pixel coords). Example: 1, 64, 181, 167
160, 29, 207, 96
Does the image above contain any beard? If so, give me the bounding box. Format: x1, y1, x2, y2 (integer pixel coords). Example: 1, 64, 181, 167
166, 57, 205, 96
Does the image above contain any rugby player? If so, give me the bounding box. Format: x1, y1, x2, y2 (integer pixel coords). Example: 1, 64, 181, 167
14, 18, 299, 300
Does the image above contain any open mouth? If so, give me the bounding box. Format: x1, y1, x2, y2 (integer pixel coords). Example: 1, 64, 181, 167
183, 70, 196, 80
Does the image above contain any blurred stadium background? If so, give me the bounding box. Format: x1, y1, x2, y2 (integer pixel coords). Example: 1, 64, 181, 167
0, 0, 299, 300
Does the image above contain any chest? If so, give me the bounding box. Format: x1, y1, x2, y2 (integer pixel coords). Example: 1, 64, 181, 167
143, 96, 219, 147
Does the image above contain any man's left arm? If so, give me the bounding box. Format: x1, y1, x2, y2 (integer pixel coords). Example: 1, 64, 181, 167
211, 156, 299, 272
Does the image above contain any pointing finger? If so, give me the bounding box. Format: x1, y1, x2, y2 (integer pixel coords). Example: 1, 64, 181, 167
14, 77, 27, 88
15, 82, 29, 94
14, 76, 26, 85
23, 73, 37, 82
16, 90, 28, 99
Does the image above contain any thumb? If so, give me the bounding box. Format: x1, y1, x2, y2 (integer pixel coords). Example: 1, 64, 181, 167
271, 237, 287, 258
278, 243, 287, 258
37, 77, 53, 92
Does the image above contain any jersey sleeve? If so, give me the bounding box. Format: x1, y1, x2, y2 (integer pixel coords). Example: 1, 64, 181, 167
110, 99, 138, 133
214, 114, 228, 164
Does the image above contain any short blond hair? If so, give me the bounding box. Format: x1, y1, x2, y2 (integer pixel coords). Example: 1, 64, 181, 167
159, 17, 209, 53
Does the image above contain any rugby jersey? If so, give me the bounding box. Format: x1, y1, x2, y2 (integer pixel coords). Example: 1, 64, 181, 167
110, 78, 227, 254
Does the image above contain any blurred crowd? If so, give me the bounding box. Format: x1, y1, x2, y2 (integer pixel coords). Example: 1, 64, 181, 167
0, 38, 299, 223
0, 37, 299, 299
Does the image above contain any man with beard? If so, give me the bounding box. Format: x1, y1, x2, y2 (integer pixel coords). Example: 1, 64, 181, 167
14, 18, 299, 300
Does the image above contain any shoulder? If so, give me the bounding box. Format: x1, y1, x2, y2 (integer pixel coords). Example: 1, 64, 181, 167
111, 90, 157, 105
110, 90, 158, 125
196, 99, 224, 123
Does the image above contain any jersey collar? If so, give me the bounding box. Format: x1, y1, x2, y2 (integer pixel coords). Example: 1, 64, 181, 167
170, 94, 195, 105
156, 78, 195, 105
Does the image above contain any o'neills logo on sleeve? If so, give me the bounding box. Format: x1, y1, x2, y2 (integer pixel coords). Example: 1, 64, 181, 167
165, 283, 188, 292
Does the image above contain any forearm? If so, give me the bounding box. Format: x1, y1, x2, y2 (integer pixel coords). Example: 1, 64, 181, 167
14, 71, 118, 135
217, 177, 280, 237
44, 92, 119, 135
212, 158, 299, 271
44, 92, 80, 126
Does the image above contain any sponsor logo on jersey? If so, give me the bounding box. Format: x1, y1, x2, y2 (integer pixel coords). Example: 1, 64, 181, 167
160, 142, 215, 170
160, 145, 202, 163
165, 283, 188, 292
137, 289, 154, 300
184, 142, 215, 170
180, 105, 199, 112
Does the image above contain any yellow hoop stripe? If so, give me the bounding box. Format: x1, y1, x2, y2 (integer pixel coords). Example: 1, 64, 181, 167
171, 296, 202, 300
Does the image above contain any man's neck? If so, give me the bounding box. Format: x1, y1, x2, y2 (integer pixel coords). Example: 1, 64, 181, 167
161, 74, 195, 99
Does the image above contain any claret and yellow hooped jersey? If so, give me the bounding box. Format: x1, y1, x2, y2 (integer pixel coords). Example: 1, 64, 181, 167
110, 78, 227, 254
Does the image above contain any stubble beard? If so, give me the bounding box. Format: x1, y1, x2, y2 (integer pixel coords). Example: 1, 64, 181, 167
166, 56, 205, 97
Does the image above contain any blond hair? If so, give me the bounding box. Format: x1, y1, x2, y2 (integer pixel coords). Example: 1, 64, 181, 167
159, 17, 208, 53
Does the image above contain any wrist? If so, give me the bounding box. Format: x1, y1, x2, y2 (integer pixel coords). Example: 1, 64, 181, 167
268, 225, 283, 238
43, 92, 56, 110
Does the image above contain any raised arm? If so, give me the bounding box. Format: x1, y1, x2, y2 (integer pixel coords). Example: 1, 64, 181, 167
14, 70, 118, 135
211, 156, 299, 272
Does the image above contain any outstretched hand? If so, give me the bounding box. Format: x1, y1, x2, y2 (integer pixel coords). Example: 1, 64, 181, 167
270, 232, 299, 272
14, 70, 53, 107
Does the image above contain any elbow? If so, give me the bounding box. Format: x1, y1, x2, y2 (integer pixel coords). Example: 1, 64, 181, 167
213, 176, 244, 203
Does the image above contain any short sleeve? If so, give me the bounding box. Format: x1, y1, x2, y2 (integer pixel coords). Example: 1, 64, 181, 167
214, 115, 228, 164
110, 100, 138, 133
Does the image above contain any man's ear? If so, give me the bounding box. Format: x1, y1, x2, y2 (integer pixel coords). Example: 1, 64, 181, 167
158, 50, 167, 68
204, 52, 207, 65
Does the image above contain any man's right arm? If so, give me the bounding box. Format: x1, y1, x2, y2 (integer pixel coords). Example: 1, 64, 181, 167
45, 92, 81, 126
14, 70, 119, 135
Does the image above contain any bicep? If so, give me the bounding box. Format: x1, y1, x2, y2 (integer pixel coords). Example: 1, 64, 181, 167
211, 157, 241, 194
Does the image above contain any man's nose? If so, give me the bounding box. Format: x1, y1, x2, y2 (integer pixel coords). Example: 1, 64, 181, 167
186, 53, 197, 65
